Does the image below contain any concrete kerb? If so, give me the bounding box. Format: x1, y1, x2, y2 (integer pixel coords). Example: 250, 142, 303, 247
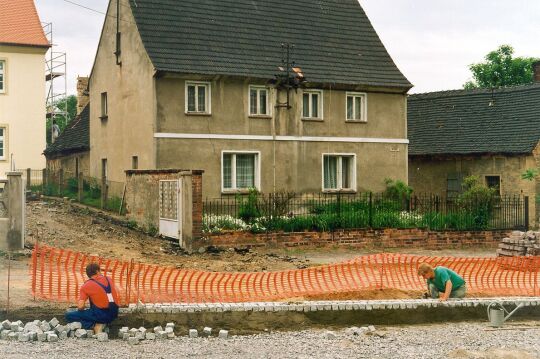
114, 297, 540, 334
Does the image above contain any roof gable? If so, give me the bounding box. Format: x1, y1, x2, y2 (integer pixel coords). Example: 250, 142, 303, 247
128, 0, 411, 89
408, 84, 540, 156
0, 0, 49, 47
44, 105, 90, 157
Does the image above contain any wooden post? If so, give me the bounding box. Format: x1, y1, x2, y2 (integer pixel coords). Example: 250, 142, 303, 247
58, 168, 64, 196
26, 168, 31, 189
101, 175, 107, 209
78, 172, 83, 202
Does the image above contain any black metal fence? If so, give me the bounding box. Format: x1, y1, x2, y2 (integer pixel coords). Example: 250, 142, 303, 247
203, 192, 529, 233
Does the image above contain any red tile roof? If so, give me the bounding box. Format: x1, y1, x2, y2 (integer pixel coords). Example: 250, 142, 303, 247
0, 0, 49, 47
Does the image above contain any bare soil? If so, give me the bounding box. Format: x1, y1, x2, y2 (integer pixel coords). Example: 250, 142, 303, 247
0, 199, 497, 313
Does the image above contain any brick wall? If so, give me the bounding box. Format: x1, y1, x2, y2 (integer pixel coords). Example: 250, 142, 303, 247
191, 170, 203, 240
205, 228, 509, 249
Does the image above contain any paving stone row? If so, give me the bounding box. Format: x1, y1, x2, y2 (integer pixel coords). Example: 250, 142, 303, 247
121, 297, 540, 314
118, 323, 228, 345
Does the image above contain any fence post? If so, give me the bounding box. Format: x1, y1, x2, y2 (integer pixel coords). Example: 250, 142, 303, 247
78, 172, 83, 203
42, 168, 47, 193
58, 168, 64, 196
337, 192, 341, 227
524, 196, 529, 230
101, 175, 107, 209
368, 192, 373, 228
26, 168, 31, 189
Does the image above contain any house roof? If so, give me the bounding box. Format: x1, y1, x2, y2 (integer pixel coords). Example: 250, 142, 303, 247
128, 0, 412, 90
0, 0, 49, 48
44, 105, 89, 157
407, 83, 540, 156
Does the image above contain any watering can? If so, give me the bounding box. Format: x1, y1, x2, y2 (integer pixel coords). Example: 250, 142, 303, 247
487, 301, 524, 327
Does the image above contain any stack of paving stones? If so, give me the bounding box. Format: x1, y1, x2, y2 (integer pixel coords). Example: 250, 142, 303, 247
497, 231, 540, 257
118, 323, 229, 345
0, 318, 109, 343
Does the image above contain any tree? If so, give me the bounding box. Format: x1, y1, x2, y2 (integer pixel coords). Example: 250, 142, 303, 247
463, 45, 539, 89
46, 95, 77, 144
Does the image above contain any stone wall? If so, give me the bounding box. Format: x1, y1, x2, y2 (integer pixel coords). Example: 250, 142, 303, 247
204, 228, 508, 250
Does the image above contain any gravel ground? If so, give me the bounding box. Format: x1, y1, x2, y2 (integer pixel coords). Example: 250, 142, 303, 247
1, 322, 539, 359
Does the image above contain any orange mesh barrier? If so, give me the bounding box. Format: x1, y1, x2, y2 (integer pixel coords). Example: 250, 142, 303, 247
30, 244, 540, 304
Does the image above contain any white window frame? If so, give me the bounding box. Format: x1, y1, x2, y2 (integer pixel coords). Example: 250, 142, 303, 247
0, 127, 6, 160
302, 90, 323, 120
185, 81, 211, 115
321, 153, 357, 192
0, 59, 5, 94
221, 150, 261, 193
346, 92, 367, 122
248, 85, 271, 117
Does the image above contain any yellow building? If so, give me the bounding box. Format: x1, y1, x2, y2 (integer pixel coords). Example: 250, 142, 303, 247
0, 0, 49, 174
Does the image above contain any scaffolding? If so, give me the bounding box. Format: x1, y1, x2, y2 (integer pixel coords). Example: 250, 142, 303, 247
43, 22, 69, 143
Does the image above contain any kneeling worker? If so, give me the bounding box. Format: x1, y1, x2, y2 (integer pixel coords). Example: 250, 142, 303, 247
65, 263, 119, 332
417, 263, 466, 301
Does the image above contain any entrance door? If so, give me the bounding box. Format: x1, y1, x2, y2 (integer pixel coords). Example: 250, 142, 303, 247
159, 180, 181, 239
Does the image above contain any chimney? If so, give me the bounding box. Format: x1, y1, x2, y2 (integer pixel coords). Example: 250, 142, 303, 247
534, 61, 540, 83
76, 76, 89, 115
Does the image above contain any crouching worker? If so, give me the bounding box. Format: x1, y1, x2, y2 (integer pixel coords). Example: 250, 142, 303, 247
417, 263, 466, 301
65, 263, 119, 332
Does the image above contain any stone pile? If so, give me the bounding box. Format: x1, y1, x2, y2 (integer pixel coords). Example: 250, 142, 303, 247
497, 231, 540, 257
118, 323, 229, 345
0, 318, 108, 342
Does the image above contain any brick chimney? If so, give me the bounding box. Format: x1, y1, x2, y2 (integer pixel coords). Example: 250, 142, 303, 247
76, 76, 89, 115
534, 61, 540, 83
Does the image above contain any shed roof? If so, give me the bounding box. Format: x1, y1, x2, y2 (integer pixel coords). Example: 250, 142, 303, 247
407, 84, 540, 156
44, 105, 89, 157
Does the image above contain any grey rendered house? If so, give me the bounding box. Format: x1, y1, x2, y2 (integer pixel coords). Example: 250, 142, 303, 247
408, 80, 540, 227
89, 0, 412, 198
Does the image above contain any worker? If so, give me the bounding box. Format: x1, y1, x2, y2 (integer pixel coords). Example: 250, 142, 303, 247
65, 263, 119, 332
417, 263, 466, 301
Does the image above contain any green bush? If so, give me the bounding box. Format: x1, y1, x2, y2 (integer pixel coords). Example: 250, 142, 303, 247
237, 189, 261, 223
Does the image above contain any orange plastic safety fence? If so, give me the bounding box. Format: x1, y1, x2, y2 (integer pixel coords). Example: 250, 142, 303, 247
30, 244, 540, 304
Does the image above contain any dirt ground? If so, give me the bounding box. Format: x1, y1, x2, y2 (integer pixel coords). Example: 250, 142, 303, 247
0, 199, 497, 312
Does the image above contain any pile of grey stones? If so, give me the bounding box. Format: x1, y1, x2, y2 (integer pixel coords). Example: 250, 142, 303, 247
120, 323, 229, 345
497, 230, 540, 257
0, 318, 109, 343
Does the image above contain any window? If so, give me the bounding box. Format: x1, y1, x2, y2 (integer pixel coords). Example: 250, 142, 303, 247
132, 156, 138, 170
302, 90, 323, 119
346, 92, 367, 122
0, 128, 5, 160
100, 92, 108, 119
322, 154, 356, 191
186, 82, 211, 114
485, 176, 501, 195
222, 152, 260, 191
249, 86, 270, 116
0, 60, 4, 93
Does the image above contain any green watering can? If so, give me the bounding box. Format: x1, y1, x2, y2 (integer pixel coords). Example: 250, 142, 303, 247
487, 301, 524, 327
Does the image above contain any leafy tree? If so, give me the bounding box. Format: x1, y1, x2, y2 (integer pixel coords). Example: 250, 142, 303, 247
464, 45, 539, 89
46, 95, 77, 144
383, 178, 413, 201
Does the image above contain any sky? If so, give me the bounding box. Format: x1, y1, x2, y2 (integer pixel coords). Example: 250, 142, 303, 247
34, 0, 540, 95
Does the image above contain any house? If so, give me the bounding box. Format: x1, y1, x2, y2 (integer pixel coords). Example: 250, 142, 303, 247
44, 77, 90, 178
408, 65, 540, 227
0, 0, 49, 175
89, 0, 412, 198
